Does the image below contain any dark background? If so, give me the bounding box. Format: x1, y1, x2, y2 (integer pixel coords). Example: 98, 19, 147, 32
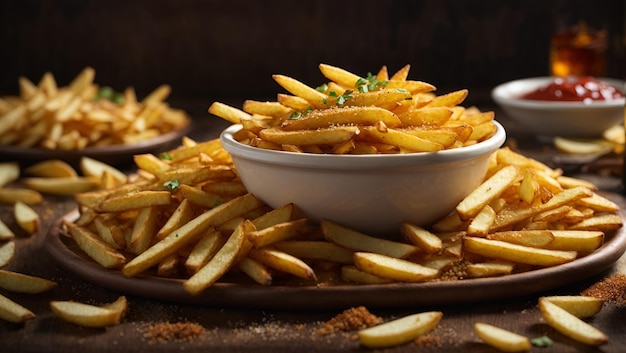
0, 0, 624, 113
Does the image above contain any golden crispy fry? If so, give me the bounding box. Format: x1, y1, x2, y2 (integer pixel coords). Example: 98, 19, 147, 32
539, 297, 607, 346
0, 187, 43, 205
0, 270, 57, 293
358, 311, 442, 349
353, 252, 439, 282
24, 159, 77, 178
184, 220, 255, 295
249, 248, 317, 281
0, 162, 20, 187
0, 241, 15, 267
463, 237, 577, 267
0, 293, 35, 323
21, 176, 100, 196
14, 201, 40, 234
474, 322, 530, 352
50, 296, 127, 328
456, 165, 520, 220
322, 220, 418, 259
64, 222, 127, 269
541, 296, 603, 319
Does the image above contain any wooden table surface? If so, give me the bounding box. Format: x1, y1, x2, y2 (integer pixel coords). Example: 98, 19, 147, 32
1, 102, 625, 353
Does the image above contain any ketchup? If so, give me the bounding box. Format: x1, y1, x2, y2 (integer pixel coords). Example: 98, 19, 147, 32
520, 76, 624, 103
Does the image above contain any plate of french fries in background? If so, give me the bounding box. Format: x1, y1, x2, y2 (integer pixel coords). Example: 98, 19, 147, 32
40, 129, 626, 310
0, 67, 191, 166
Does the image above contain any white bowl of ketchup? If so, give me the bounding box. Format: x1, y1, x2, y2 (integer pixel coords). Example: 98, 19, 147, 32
492, 76, 624, 138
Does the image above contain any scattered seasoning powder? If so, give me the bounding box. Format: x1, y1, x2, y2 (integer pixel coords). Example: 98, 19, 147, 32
581, 274, 626, 305
316, 306, 383, 335
142, 321, 205, 343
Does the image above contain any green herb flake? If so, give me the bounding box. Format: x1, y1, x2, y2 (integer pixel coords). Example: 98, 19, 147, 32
163, 180, 180, 190
316, 83, 328, 93
531, 335, 553, 347
160, 152, 173, 160
355, 72, 388, 93
336, 90, 353, 105
290, 106, 313, 120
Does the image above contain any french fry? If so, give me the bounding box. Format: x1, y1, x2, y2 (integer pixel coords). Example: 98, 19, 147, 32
0, 241, 15, 267
246, 218, 308, 248
466, 261, 514, 278
14, 201, 40, 234
474, 322, 531, 352
238, 256, 273, 285
358, 311, 442, 349
485, 230, 554, 248
80, 156, 127, 184
545, 230, 604, 252
21, 176, 100, 196
184, 229, 224, 274
353, 252, 438, 282
0, 162, 20, 187
400, 223, 442, 254
0, 293, 35, 323
183, 220, 255, 295
541, 296, 603, 319
64, 222, 127, 269
456, 165, 519, 220
94, 190, 171, 212
341, 265, 393, 284
0, 270, 57, 293
50, 296, 127, 328
538, 297, 607, 346
0, 187, 43, 205
463, 237, 577, 267
281, 106, 401, 130
322, 220, 418, 259
24, 159, 78, 178
249, 248, 317, 281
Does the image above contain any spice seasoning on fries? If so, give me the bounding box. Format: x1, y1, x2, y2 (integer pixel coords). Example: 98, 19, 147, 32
0, 68, 190, 150
208, 63, 498, 154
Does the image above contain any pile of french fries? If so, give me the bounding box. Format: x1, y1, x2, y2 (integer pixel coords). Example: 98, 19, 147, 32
54, 132, 622, 299
0, 68, 190, 150
209, 63, 497, 154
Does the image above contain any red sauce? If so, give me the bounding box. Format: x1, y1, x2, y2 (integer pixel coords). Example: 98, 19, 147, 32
520, 76, 623, 103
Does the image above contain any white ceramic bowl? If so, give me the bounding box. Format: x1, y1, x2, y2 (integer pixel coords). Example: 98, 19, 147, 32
220, 122, 506, 236
491, 77, 625, 138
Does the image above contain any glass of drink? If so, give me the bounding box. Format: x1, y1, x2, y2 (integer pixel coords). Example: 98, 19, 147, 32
550, 21, 607, 77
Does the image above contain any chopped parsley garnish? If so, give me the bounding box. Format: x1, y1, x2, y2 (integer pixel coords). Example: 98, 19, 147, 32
315, 83, 328, 93
290, 106, 313, 120
94, 86, 125, 105
355, 72, 388, 93
163, 179, 179, 190
531, 335, 553, 347
159, 152, 173, 160
330, 90, 354, 106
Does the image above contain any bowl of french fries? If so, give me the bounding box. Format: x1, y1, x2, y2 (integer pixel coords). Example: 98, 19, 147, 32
0, 67, 191, 165
213, 63, 507, 236
491, 76, 625, 139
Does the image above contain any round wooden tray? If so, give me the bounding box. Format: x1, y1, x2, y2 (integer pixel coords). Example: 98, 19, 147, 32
46, 203, 626, 310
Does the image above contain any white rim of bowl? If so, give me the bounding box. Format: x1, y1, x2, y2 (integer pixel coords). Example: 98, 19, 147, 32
491, 76, 625, 109
220, 121, 506, 170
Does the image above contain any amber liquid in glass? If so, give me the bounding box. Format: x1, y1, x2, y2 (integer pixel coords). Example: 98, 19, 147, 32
550, 22, 607, 77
